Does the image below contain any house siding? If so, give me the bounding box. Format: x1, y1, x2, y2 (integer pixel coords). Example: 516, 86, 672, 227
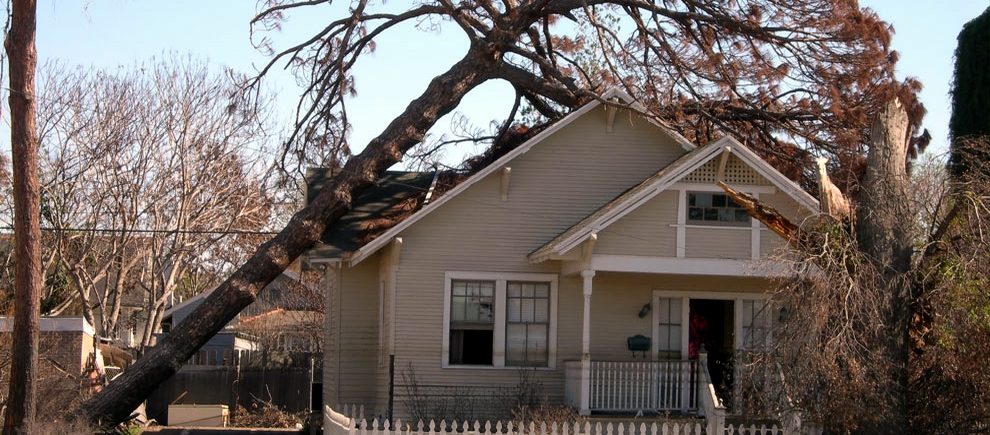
759, 190, 813, 256
596, 190, 679, 257
328, 256, 381, 409
684, 226, 752, 259
385, 109, 690, 418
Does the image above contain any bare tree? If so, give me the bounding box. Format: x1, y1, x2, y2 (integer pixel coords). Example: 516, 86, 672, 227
3, 0, 40, 432
35, 59, 278, 349
78, 0, 922, 426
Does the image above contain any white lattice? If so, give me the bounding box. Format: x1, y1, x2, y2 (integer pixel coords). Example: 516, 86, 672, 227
682, 155, 770, 185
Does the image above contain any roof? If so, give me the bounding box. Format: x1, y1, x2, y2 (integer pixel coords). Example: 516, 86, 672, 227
164, 269, 322, 325
306, 170, 438, 259
316, 88, 695, 265
528, 136, 819, 263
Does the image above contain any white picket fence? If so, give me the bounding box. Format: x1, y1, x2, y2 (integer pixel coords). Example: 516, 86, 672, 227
325, 405, 792, 435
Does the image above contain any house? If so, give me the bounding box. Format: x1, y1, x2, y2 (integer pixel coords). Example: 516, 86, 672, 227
160, 269, 322, 367
307, 89, 818, 424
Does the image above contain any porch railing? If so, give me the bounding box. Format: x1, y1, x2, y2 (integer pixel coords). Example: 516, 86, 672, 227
588, 360, 698, 413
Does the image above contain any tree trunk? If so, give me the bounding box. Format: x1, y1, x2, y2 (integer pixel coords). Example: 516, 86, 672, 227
78, 45, 497, 426
855, 99, 914, 434
3, 0, 41, 433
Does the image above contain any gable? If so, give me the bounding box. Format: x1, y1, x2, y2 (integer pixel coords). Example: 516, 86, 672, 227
322, 89, 697, 266
528, 137, 819, 263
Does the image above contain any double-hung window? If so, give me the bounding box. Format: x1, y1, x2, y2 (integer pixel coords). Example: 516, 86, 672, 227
443, 272, 557, 369
505, 281, 550, 366
448, 280, 495, 365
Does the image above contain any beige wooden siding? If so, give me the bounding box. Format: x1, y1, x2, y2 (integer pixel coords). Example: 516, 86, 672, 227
684, 226, 751, 259
334, 257, 382, 409
385, 108, 690, 418
596, 191, 679, 257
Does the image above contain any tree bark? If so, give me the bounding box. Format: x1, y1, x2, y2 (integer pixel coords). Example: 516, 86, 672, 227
856, 99, 914, 434
78, 44, 497, 426
3, 0, 41, 433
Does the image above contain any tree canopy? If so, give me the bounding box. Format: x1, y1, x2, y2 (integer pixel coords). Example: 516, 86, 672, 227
950, 6, 990, 181
256, 0, 925, 187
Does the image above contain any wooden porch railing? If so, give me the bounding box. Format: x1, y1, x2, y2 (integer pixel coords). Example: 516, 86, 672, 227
588, 360, 698, 413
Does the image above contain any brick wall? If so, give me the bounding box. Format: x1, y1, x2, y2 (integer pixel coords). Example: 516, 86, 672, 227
0, 317, 96, 383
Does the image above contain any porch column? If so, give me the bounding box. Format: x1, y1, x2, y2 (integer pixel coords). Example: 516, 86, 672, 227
580, 269, 595, 416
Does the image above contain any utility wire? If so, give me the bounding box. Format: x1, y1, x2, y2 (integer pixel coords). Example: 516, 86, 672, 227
0, 226, 279, 236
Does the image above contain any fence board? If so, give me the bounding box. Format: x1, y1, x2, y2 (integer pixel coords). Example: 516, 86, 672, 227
146, 366, 314, 425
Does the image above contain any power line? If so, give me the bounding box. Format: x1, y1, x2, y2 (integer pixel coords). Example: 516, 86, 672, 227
0, 226, 279, 236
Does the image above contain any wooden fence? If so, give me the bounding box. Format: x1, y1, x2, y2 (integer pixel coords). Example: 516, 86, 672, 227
325, 405, 798, 435
146, 365, 315, 425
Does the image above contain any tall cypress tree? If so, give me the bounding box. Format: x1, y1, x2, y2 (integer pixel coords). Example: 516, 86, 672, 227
950, 6, 990, 181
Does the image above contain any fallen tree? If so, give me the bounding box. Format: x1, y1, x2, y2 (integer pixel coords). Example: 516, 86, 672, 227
75, 0, 922, 427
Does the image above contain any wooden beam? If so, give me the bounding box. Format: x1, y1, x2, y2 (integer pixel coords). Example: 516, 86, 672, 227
581, 233, 598, 265
390, 237, 403, 267
500, 167, 511, 202
715, 146, 732, 182
606, 106, 617, 132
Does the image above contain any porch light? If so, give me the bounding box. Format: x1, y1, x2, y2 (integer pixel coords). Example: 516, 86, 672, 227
637, 302, 651, 318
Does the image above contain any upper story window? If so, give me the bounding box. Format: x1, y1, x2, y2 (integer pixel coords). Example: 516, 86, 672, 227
687, 192, 750, 224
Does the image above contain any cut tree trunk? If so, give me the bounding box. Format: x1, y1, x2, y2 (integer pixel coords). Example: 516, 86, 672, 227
3, 0, 41, 433
855, 98, 914, 434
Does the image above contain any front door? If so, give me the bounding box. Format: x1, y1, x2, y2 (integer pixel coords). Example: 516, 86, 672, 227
689, 299, 734, 399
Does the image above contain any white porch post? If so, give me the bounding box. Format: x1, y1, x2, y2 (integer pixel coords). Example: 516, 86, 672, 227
580, 269, 595, 416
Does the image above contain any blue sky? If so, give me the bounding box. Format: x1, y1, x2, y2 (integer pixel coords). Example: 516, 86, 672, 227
32, 0, 990, 163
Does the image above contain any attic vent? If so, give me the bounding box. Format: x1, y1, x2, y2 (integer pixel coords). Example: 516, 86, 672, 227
682, 156, 770, 185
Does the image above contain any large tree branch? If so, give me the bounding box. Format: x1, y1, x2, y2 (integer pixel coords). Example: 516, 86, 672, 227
78, 41, 499, 427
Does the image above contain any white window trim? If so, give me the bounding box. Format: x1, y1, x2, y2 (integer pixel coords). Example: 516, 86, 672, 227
674, 184, 769, 260
650, 290, 770, 359
442, 271, 558, 370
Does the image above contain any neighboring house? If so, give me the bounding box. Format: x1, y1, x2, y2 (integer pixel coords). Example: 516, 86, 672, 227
160, 268, 322, 366
307, 89, 818, 422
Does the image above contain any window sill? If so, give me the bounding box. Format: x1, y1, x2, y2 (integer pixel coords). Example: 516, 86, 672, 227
670, 223, 765, 230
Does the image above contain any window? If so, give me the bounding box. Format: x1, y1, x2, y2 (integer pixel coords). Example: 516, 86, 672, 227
741, 299, 770, 350
655, 297, 683, 359
448, 280, 495, 365
506, 282, 550, 366
443, 272, 557, 369
687, 192, 750, 224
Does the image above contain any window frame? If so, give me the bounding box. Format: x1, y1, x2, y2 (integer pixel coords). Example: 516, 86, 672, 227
442, 271, 558, 369
686, 191, 751, 226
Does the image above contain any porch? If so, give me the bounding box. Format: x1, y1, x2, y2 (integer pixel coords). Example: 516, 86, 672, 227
563, 360, 700, 414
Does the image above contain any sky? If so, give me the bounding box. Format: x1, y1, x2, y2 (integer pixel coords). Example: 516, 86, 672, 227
28, 0, 990, 164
